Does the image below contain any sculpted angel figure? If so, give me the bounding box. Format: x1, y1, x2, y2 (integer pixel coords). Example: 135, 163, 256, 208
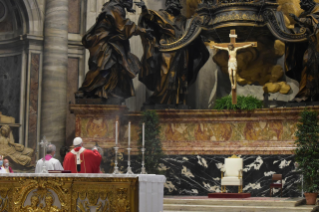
135, 0, 209, 106
75, 0, 151, 104
287, 0, 319, 101
210, 43, 255, 89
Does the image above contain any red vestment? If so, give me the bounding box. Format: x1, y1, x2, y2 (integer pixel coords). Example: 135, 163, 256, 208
63, 147, 102, 173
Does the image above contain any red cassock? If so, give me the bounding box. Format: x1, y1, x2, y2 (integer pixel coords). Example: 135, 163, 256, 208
63, 147, 102, 173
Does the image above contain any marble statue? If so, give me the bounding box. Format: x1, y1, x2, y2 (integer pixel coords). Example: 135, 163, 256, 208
0, 112, 15, 123
287, 0, 319, 101
75, 0, 150, 104
136, 0, 209, 107
0, 125, 33, 167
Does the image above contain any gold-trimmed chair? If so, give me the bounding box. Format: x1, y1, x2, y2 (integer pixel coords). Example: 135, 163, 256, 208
221, 155, 243, 193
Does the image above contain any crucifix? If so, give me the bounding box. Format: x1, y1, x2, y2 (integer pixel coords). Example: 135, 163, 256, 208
210, 29, 257, 104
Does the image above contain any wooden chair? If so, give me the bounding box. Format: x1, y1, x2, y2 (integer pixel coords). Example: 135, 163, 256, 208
270, 174, 283, 197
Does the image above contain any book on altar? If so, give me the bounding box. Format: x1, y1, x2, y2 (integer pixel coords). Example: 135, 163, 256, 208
48, 170, 71, 173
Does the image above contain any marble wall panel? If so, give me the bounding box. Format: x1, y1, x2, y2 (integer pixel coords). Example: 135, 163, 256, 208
75, 115, 116, 147
66, 58, 79, 146
0, 55, 22, 141
68, 0, 81, 33
125, 155, 301, 197
74, 107, 309, 155
160, 155, 300, 197
127, 116, 298, 155
28, 53, 40, 163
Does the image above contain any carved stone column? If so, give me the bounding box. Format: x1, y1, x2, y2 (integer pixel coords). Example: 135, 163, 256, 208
41, 0, 68, 160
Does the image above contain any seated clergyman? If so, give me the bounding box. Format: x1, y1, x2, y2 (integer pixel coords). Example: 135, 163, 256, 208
2, 157, 13, 173
0, 155, 6, 173
35, 144, 63, 173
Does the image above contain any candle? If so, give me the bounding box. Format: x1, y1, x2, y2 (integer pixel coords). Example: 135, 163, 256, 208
128, 122, 131, 147
142, 123, 145, 147
115, 121, 118, 145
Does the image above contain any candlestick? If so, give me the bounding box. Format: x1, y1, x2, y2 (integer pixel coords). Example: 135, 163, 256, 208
128, 122, 131, 147
126, 147, 134, 174
112, 146, 120, 174
39, 136, 49, 173
115, 121, 118, 145
142, 123, 145, 147
140, 147, 147, 174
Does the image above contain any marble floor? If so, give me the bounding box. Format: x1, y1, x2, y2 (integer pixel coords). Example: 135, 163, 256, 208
163, 196, 314, 212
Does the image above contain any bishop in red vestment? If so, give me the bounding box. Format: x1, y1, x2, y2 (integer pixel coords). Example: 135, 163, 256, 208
63, 137, 102, 173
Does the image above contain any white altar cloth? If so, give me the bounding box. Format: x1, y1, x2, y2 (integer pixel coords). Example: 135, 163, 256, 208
0, 173, 166, 212
138, 174, 166, 212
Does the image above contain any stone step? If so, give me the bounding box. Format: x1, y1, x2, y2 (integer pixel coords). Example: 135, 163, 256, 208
164, 198, 297, 207
163, 204, 313, 212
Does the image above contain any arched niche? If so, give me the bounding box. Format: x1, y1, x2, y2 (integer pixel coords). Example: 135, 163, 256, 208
0, 0, 44, 167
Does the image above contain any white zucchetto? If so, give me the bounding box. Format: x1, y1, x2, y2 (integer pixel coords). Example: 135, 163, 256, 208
73, 137, 83, 146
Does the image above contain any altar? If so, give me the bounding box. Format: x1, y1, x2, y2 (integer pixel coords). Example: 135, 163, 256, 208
0, 173, 165, 212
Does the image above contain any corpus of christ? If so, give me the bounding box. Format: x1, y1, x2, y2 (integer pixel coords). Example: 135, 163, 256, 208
0, 0, 319, 211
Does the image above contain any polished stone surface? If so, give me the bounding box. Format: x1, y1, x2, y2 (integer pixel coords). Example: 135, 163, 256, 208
0, 55, 22, 142
28, 53, 40, 163
68, 0, 81, 33
66, 58, 79, 146
163, 197, 313, 212
74, 106, 311, 156
41, 0, 69, 160
157, 155, 300, 197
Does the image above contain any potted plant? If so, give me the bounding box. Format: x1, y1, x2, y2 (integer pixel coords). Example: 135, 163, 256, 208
214, 95, 263, 110
295, 109, 319, 205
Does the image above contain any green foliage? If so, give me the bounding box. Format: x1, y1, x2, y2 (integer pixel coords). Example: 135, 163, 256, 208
213, 95, 263, 110
295, 109, 319, 193
138, 110, 164, 174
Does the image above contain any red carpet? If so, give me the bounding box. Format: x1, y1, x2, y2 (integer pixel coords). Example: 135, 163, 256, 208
208, 193, 251, 198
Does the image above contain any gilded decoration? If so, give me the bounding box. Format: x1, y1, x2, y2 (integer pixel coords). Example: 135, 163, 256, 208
0, 188, 9, 212
160, 0, 309, 52
210, 12, 264, 25
73, 180, 136, 212
11, 178, 71, 212
0, 177, 137, 212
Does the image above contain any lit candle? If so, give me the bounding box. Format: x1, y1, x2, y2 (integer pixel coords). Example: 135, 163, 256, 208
142, 123, 145, 147
115, 121, 118, 145
128, 122, 131, 147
